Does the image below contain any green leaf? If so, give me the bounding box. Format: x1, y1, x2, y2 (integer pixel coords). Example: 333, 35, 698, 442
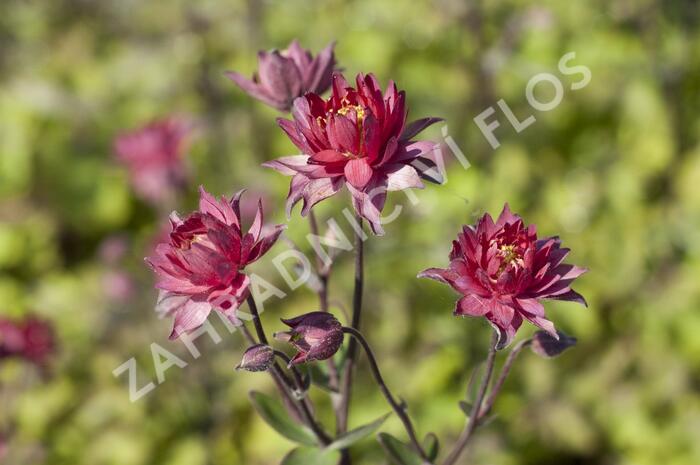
466, 364, 482, 402
377, 432, 423, 465
326, 412, 391, 451
280, 447, 341, 465
249, 391, 318, 446
423, 433, 439, 461
459, 401, 473, 417
306, 363, 335, 393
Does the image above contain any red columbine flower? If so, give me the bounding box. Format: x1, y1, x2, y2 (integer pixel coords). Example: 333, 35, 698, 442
114, 117, 192, 205
419, 205, 587, 349
263, 73, 442, 235
274, 312, 343, 366
226, 39, 337, 112
146, 187, 285, 339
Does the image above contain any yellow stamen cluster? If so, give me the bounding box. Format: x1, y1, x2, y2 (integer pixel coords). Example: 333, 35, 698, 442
498, 244, 518, 263
337, 103, 365, 121
497, 244, 523, 274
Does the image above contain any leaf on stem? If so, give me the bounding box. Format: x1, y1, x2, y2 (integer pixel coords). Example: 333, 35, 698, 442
306, 363, 336, 393
249, 391, 318, 446
377, 432, 424, 465
465, 363, 483, 403
280, 447, 340, 465
326, 412, 391, 451
422, 432, 439, 462
458, 401, 473, 418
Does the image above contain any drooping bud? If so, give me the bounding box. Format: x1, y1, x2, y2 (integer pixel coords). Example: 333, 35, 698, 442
236, 344, 275, 372
530, 330, 577, 358
274, 312, 343, 366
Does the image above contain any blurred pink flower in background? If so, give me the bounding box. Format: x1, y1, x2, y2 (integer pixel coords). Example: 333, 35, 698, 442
102, 270, 135, 303
98, 235, 135, 303
0, 316, 56, 366
98, 235, 129, 264
226, 39, 338, 112
114, 117, 193, 206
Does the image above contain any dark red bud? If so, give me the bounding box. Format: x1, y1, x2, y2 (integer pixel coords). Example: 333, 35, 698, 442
236, 344, 275, 372
530, 330, 577, 358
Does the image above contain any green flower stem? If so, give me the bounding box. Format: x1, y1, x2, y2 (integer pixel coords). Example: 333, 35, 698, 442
337, 214, 365, 436
480, 338, 532, 419
308, 210, 341, 396
442, 331, 499, 465
342, 327, 429, 462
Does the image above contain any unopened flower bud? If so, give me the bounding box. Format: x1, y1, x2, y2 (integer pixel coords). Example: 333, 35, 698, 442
236, 344, 275, 372
530, 331, 577, 358
274, 312, 343, 366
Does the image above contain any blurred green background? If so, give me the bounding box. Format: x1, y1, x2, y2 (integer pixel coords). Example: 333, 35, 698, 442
1, 0, 699, 464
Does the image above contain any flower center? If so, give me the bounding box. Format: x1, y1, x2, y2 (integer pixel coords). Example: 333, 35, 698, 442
498, 244, 519, 263
496, 243, 523, 274
337, 101, 366, 122
191, 233, 215, 249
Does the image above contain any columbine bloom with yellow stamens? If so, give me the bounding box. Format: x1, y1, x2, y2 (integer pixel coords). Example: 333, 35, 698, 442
263, 73, 443, 235
419, 205, 588, 349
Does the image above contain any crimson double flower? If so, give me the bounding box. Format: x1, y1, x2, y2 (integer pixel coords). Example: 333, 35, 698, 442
264, 73, 442, 234
420, 205, 587, 349
146, 187, 284, 339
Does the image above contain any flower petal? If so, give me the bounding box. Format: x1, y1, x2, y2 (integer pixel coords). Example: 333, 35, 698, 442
306, 41, 336, 93
277, 117, 310, 153
310, 149, 347, 164
547, 289, 588, 306
249, 199, 264, 241
225, 71, 285, 109
262, 155, 311, 176
285, 174, 311, 218
347, 177, 388, 235
417, 267, 452, 283
400, 117, 443, 141
393, 140, 438, 163
454, 295, 491, 317
344, 157, 373, 189
327, 114, 359, 154
257, 51, 302, 103
301, 177, 344, 216
248, 224, 286, 263
385, 164, 424, 191
486, 304, 523, 350
198, 186, 238, 226
168, 297, 212, 340
410, 156, 444, 184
